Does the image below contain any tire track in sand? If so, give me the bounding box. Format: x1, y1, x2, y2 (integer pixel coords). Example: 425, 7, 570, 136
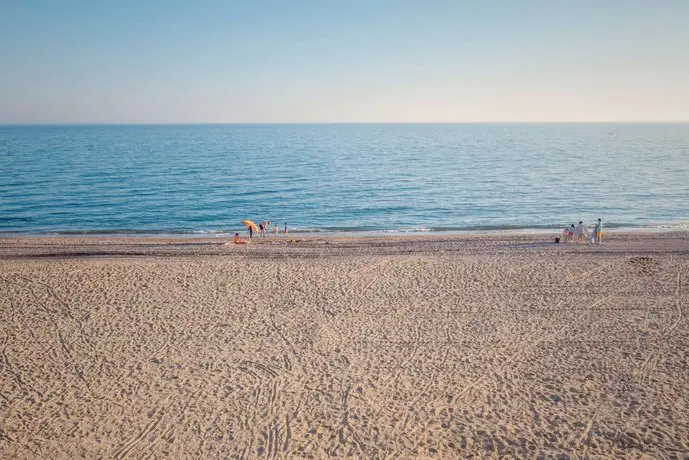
632, 268, 684, 385
113, 406, 168, 460
433, 301, 571, 416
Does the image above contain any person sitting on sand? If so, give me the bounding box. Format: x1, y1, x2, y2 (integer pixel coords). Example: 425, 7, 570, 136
233, 233, 247, 244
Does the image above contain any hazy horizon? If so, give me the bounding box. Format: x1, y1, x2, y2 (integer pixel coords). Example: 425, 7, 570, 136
3, 121, 689, 126
2, 1, 689, 124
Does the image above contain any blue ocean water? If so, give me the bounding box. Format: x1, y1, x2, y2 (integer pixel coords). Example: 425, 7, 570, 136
1, 124, 688, 235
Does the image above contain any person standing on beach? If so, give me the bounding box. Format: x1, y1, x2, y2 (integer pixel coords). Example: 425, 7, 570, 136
260, 220, 270, 237
575, 220, 587, 243
248, 225, 253, 238
594, 218, 603, 244
274, 224, 279, 236
284, 223, 288, 236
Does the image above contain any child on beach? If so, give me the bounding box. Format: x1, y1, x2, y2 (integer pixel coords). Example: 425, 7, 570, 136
274, 224, 279, 236
284, 223, 288, 236
593, 218, 603, 244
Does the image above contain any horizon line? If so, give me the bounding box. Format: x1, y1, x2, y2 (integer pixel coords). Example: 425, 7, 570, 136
2, 120, 689, 126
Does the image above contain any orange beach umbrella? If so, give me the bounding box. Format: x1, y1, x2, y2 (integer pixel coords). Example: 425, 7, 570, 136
241, 219, 259, 232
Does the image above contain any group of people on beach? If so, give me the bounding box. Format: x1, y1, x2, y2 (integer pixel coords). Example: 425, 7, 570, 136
561, 218, 603, 245
233, 219, 605, 245
255, 221, 288, 237
233, 220, 288, 244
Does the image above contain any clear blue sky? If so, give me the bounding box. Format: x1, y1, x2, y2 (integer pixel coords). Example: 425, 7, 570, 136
2, 0, 688, 123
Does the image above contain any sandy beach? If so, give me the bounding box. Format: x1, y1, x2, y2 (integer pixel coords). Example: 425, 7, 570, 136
1, 231, 688, 458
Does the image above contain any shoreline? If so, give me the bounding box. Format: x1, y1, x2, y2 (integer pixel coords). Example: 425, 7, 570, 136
2, 224, 688, 239
1, 230, 688, 260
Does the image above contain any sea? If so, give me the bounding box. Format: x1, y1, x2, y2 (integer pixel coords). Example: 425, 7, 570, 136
1, 123, 688, 236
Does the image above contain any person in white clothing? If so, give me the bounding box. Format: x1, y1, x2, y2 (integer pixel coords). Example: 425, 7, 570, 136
575, 220, 588, 243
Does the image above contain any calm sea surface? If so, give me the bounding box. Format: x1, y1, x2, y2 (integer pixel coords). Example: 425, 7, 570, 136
1, 124, 688, 235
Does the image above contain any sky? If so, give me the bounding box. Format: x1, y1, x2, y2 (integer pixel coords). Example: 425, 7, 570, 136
1, 0, 689, 123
